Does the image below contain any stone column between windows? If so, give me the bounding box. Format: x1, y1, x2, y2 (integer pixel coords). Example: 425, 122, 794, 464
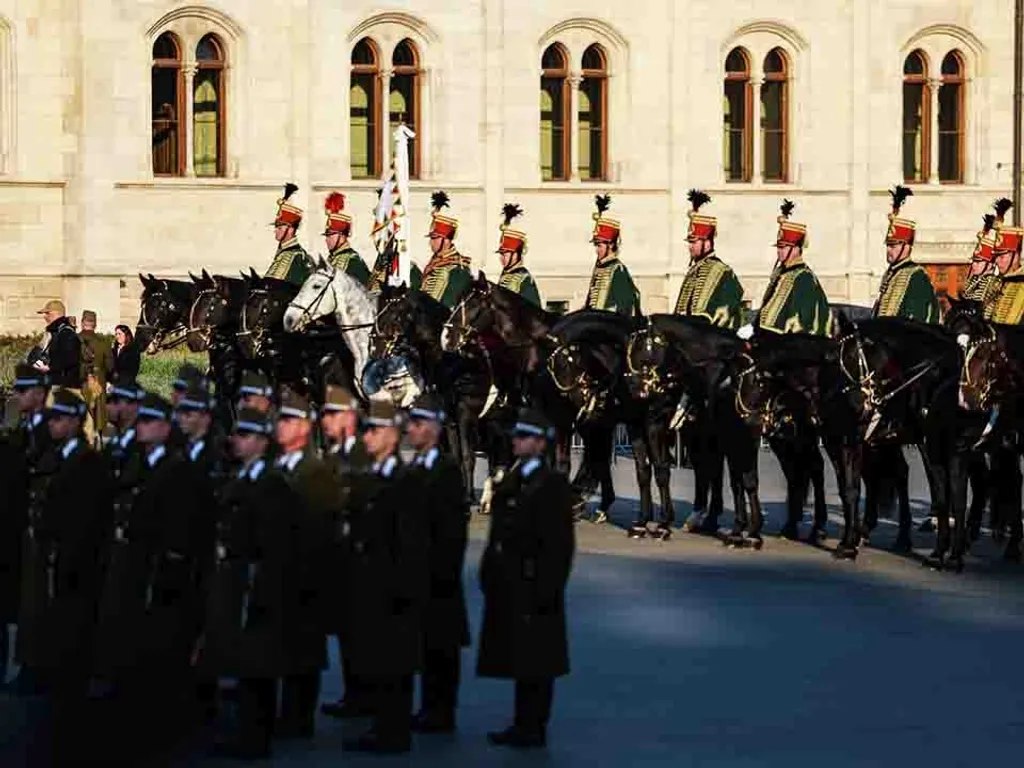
569, 73, 582, 182
183, 63, 198, 177
928, 78, 941, 185
381, 69, 393, 172
751, 67, 764, 184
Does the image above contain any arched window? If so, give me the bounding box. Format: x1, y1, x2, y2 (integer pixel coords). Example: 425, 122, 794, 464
151, 32, 183, 176
938, 51, 965, 183
540, 43, 569, 181
723, 47, 752, 183
760, 48, 788, 182
390, 39, 420, 178
578, 44, 608, 181
902, 50, 929, 183
193, 34, 225, 177
350, 38, 380, 178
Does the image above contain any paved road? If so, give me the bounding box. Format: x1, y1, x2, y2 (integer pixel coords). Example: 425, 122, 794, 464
3, 450, 1023, 766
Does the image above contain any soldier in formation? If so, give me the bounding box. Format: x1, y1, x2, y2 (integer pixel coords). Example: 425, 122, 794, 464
265, 182, 313, 286
496, 203, 542, 306
420, 190, 473, 308
584, 194, 641, 316
323, 191, 371, 284
872, 185, 940, 323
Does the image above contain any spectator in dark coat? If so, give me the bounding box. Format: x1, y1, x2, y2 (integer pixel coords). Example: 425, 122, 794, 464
34, 300, 82, 389
111, 325, 141, 383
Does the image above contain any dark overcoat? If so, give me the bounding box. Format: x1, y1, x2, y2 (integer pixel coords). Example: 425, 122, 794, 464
411, 450, 470, 650
344, 458, 429, 677
16, 439, 109, 675
200, 464, 299, 678
476, 460, 575, 680
93, 449, 210, 677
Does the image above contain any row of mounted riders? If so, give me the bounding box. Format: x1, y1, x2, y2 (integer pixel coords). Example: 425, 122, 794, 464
135, 264, 1024, 574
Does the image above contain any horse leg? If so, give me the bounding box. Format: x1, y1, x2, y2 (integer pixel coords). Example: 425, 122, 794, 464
648, 422, 674, 539
806, 441, 829, 545
1003, 451, 1023, 561
922, 440, 951, 569
892, 448, 914, 553
630, 430, 656, 539
732, 432, 764, 549
831, 442, 863, 560
591, 426, 617, 526
966, 451, 990, 543
682, 423, 710, 531
947, 450, 970, 572
772, 440, 804, 540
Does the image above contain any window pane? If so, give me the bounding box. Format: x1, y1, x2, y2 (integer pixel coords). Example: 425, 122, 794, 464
725, 48, 747, 74
902, 82, 926, 182
723, 80, 747, 181
941, 52, 962, 76
764, 49, 785, 74
540, 77, 565, 180
938, 82, 962, 182
352, 38, 376, 66
904, 51, 925, 76
578, 78, 605, 180
582, 44, 605, 71
393, 40, 416, 67
193, 71, 220, 177
761, 81, 785, 181
152, 66, 178, 175
350, 74, 377, 178
389, 73, 418, 176
542, 45, 566, 70
196, 35, 221, 62
153, 33, 178, 61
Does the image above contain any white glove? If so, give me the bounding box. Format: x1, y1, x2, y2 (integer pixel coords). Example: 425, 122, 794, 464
737, 324, 754, 341
956, 333, 970, 349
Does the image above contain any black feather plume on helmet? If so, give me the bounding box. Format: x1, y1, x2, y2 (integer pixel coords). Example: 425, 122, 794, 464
779, 199, 795, 219
594, 194, 611, 214
994, 197, 1013, 221
281, 183, 298, 201
889, 184, 913, 214
687, 189, 711, 212
501, 203, 523, 228
431, 190, 450, 212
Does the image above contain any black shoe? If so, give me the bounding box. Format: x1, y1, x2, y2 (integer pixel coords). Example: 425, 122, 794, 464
487, 726, 546, 749
411, 711, 455, 734
342, 732, 412, 754
320, 698, 373, 719
208, 739, 271, 760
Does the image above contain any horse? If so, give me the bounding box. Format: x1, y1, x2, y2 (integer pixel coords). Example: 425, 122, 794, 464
134, 273, 197, 356
835, 314, 970, 569
369, 282, 512, 506
624, 314, 764, 543
185, 269, 250, 425
282, 260, 381, 403
238, 270, 352, 404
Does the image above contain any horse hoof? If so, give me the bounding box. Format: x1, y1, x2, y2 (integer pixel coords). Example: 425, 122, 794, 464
945, 557, 965, 574
778, 526, 799, 541
832, 545, 858, 561
652, 525, 672, 542
627, 525, 647, 540
805, 529, 827, 547
697, 518, 721, 536
750, 536, 764, 551
723, 531, 744, 548
592, 510, 608, 525
923, 551, 944, 570
892, 536, 913, 554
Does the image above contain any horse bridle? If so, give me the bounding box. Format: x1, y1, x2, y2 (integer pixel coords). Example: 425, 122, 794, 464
959, 325, 1000, 409
139, 291, 189, 353
188, 287, 229, 348
625, 326, 676, 397
286, 268, 336, 332
238, 287, 283, 358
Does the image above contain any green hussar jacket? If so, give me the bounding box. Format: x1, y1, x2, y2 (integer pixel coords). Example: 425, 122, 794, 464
497, 266, 541, 307
367, 254, 423, 292
872, 259, 940, 324
961, 272, 997, 304
421, 248, 472, 309
673, 254, 744, 329
265, 239, 312, 286
985, 268, 1024, 325
756, 258, 832, 336
327, 245, 371, 286
585, 258, 640, 317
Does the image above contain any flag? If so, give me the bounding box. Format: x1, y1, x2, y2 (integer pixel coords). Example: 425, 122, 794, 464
371, 125, 417, 287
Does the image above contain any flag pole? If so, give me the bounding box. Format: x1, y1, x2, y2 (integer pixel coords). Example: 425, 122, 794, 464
392, 124, 416, 286
1014, 0, 1023, 225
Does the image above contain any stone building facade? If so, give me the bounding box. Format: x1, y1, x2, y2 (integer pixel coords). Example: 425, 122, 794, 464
0, 0, 1017, 332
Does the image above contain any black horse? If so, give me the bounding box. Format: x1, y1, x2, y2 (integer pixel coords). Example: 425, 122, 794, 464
625, 314, 764, 543
185, 270, 252, 425
368, 283, 514, 507
237, 271, 353, 405
835, 314, 970, 569
135, 273, 197, 356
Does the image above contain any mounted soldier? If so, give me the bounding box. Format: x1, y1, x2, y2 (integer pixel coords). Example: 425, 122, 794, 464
420, 190, 472, 309
984, 216, 1024, 324
739, 199, 831, 339
872, 185, 939, 323
584, 194, 640, 316
265, 182, 313, 286
496, 203, 541, 307
323, 191, 370, 285
960, 203, 1004, 303
674, 189, 744, 328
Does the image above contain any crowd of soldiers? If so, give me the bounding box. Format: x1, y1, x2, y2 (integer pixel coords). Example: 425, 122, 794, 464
0, 362, 576, 763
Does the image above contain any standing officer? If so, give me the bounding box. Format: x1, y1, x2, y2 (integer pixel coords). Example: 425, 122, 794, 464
738, 200, 832, 339
200, 407, 298, 760
342, 398, 428, 754
238, 370, 275, 414
16, 389, 109, 762
102, 377, 142, 480
674, 190, 744, 327
79, 309, 112, 440
265, 182, 313, 286
92, 392, 209, 763
872, 185, 940, 322
496, 203, 542, 306
318, 384, 373, 720
1, 365, 53, 691
324, 191, 371, 284
273, 387, 329, 740
420, 190, 473, 308
405, 393, 470, 734
584, 194, 640, 316
478, 408, 575, 749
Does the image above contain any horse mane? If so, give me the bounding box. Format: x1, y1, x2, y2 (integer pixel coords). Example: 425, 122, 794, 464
647, 314, 745, 363
328, 269, 377, 324
404, 288, 450, 327
489, 282, 557, 336
552, 309, 637, 345
854, 316, 955, 354
752, 331, 836, 370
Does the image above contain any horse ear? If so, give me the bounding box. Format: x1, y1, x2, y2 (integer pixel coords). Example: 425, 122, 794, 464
139, 273, 149, 288
202, 268, 212, 282
188, 271, 199, 283
316, 255, 327, 270
476, 270, 487, 285
250, 267, 260, 279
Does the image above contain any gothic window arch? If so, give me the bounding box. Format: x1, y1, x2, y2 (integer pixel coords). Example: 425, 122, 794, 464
390, 39, 421, 178
761, 48, 789, 182
723, 47, 752, 182
902, 49, 929, 183
147, 8, 241, 178
578, 44, 608, 180
938, 50, 965, 183
540, 43, 569, 181
350, 37, 381, 178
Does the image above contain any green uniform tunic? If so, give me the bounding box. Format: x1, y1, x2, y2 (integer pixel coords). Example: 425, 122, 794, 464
755, 258, 832, 336
962, 272, 998, 304
985, 268, 1024, 325
673, 254, 744, 329
265, 239, 312, 286
497, 265, 541, 307
584, 257, 640, 316
872, 259, 940, 324
421, 248, 472, 309
367, 254, 423, 292
327, 245, 370, 286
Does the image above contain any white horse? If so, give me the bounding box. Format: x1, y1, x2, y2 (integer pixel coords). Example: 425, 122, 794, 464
282, 261, 422, 405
